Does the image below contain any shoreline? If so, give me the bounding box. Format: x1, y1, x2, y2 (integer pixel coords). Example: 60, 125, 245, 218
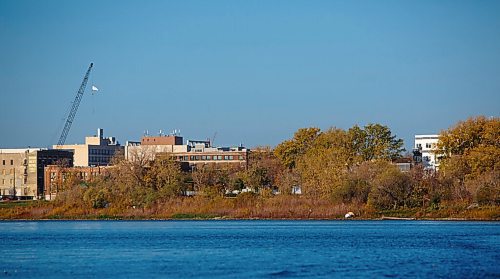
1, 217, 498, 221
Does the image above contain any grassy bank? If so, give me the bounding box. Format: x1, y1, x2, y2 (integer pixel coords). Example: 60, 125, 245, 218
1, 196, 499, 221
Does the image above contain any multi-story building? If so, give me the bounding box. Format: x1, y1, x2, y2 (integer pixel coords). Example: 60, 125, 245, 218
54, 128, 123, 166
44, 165, 111, 200
414, 134, 441, 170
125, 134, 249, 169
0, 148, 73, 198
174, 140, 248, 169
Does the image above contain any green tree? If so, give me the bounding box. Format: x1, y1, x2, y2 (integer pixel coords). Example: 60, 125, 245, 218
368, 165, 414, 209
147, 154, 184, 196
348, 124, 405, 161
274, 127, 321, 169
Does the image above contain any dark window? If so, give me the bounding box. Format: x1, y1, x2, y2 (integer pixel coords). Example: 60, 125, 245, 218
2, 160, 5, 165
10, 160, 13, 165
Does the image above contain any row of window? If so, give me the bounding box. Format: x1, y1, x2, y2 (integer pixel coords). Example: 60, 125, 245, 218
176, 155, 244, 161
416, 143, 436, 149
1, 178, 27, 185
2, 160, 14, 166
90, 149, 114, 155
0, 168, 27, 175
89, 156, 111, 163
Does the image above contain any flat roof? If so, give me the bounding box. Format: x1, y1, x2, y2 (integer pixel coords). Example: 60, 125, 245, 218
415, 135, 439, 138
0, 148, 46, 154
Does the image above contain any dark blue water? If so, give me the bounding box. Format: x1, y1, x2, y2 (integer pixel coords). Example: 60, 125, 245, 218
0, 221, 498, 278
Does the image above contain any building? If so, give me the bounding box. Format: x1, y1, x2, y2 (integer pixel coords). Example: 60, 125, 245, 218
0, 148, 73, 199
414, 135, 441, 170
54, 128, 123, 167
174, 140, 249, 169
392, 157, 412, 172
44, 165, 111, 200
125, 134, 249, 169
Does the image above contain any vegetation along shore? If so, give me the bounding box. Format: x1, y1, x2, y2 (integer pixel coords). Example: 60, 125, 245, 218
1, 116, 498, 220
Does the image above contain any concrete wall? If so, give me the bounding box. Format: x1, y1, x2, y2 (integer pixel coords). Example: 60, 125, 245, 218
0, 151, 34, 197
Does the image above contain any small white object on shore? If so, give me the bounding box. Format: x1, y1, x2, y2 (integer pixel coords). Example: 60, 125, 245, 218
345, 212, 355, 219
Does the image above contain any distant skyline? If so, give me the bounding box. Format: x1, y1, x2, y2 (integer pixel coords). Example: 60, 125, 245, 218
1, 0, 499, 151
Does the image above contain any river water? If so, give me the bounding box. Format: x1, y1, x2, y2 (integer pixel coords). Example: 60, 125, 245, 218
0, 220, 498, 278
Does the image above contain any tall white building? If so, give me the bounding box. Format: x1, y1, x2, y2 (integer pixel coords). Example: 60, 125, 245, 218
414, 135, 440, 170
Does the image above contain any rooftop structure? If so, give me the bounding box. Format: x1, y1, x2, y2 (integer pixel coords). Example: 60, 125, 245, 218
54, 128, 123, 167
125, 132, 249, 169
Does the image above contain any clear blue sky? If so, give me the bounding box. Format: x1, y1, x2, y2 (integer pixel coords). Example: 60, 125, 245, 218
1, 0, 499, 150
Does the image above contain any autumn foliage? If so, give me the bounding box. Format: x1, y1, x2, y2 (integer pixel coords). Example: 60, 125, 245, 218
1, 117, 498, 220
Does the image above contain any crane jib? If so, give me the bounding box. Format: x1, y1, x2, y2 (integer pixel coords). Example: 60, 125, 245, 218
56, 63, 93, 147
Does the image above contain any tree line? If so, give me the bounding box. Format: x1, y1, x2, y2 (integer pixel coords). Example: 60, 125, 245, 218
52, 116, 498, 216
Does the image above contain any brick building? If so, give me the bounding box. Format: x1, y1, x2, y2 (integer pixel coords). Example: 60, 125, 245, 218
44, 165, 111, 200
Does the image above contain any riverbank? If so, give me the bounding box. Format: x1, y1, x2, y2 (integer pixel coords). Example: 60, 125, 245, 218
1, 198, 499, 221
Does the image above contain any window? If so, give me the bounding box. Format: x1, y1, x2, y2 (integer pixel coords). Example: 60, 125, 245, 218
425, 143, 432, 148
206, 155, 211, 160
224, 156, 229, 160
1, 169, 5, 175
229, 156, 234, 160
416, 143, 422, 149
201, 156, 206, 160
1, 179, 4, 185
2, 160, 4, 165
10, 160, 13, 165
218, 156, 222, 160
239, 156, 244, 160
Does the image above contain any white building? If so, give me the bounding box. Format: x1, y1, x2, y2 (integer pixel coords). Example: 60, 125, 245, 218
414, 135, 441, 170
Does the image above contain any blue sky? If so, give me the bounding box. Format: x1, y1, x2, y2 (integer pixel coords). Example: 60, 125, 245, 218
1, 1, 499, 150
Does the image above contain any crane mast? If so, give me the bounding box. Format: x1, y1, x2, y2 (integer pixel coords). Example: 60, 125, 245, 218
57, 63, 93, 147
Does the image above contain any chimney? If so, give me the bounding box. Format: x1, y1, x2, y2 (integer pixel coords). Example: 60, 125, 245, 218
97, 128, 103, 139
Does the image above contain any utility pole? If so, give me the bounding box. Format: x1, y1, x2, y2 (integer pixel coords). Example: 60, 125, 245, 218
12, 167, 16, 199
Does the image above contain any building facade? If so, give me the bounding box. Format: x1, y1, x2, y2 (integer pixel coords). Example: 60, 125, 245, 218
414, 134, 441, 170
0, 148, 73, 198
54, 128, 123, 167
125, 135, 249, 169
44, 165, 111, 200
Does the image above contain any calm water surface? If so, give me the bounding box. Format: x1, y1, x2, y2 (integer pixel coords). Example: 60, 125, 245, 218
0, 220, 498, 278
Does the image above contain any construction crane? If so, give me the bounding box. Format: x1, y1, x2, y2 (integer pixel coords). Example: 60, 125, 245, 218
57, 63, 93, 147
